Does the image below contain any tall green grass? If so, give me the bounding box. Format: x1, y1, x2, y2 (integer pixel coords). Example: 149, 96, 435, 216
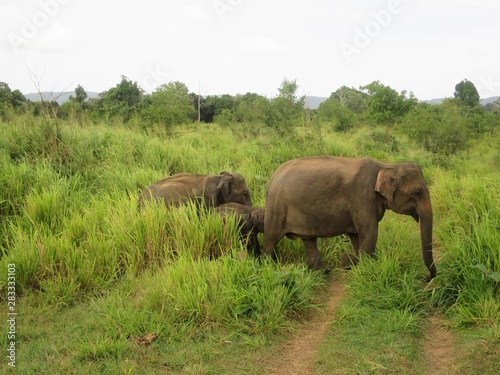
431, 172, 500, 330
1, 115, 499, 373
97, 255, 323, 342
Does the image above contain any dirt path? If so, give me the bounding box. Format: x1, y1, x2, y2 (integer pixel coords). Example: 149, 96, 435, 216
264, 277, 346, 375
424, 315, 457, 375
261, 278, 456, 375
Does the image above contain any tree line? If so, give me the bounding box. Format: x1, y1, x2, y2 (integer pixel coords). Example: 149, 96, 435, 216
1, 76, 499, 155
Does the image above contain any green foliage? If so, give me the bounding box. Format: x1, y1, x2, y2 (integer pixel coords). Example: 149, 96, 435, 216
73, 84, 88, 104
141, 81, 195, 132
330, 85, 368, 114
0, 82, 27, 121
317, 97, 356, 132
268, 78, 306, 132
484, 98, 500, 115
361, 80, 417, 125
199, 94, 238, 123
454, 79, 480, 108
97, 76, 144, 121
402, 102, 471, 156
225, 93, 271, 125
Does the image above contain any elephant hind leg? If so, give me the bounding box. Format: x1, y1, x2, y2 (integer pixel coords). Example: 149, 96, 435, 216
302, 238, 327, 271
263, 231, 282, 261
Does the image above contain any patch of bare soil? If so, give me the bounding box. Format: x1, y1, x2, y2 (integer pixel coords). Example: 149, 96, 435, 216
424, 316, 457, 375
264, 277, 346, 375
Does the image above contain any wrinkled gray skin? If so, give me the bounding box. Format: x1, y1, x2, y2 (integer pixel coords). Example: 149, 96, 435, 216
263, 156, 436, 280
216, 203, 265, 256
138, 172, 252, 209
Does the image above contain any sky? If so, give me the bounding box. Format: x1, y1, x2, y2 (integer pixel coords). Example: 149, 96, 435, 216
1, 0, 499, 101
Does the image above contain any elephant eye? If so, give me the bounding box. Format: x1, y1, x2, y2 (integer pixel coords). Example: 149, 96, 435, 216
412, 189, 423, 197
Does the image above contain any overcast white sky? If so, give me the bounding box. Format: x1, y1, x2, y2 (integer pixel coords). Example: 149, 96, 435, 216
1, 0, 499, 100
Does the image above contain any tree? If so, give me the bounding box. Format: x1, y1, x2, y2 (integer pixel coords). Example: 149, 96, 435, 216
141, 81, 195, 130
269, 78, 305, 132
330, 86, 368, 114
0, 82, 14, 104
317, 98, 356, 132
454, 79, 480, 108
196, 94, 239, 123
361, 81, 416, 140
0, 82, 27, 118
98, 76, 144, 121
10, 89, 27, 109
403, 101, 471, 156
74, 84, 88, 105
232, 93, 270, 124
61, 84, 89, 123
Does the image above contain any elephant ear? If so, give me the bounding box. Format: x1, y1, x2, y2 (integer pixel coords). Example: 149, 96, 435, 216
375, 169, 397, 205
217, 172, 233, 200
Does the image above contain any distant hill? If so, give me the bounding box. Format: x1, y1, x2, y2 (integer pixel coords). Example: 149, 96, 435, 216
23, 92, 499, 108
481, 96, 500, 105
24, 91, 100, 104
425, 98, 445, 105
305, 96, 328, 109
306, 96, 500, 109
425, 96, 499, 105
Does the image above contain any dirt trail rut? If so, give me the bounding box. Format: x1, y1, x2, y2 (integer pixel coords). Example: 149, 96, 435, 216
262, 278, 456, 375
424, 315, 457, 375
265, 277, 346, 375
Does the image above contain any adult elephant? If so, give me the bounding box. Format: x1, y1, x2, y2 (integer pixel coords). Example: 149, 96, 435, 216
263, 156, 436, 280
138, 172, 252, 209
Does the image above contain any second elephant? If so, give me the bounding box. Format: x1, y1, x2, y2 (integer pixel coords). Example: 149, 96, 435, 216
216, 203, 265, 256
138, 172, 252, 209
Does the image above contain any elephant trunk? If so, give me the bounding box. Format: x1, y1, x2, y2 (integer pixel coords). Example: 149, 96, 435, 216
417, 194, 436, 280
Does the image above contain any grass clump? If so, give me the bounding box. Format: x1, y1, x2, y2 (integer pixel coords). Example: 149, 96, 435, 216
431, 174, 500, 331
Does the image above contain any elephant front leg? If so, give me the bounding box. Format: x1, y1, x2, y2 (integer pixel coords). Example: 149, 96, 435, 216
302, 238, 327, 271
248, 231, 261, 257
342, 227, 378, 268
341, 233, 360, 268
358, 227, 378, 257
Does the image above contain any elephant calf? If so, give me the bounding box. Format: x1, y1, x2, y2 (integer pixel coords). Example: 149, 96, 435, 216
138, 172, 252, 210
216, 203, 265, 256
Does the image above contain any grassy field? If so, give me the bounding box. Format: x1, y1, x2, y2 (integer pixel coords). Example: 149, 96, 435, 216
1, 115, 499, 374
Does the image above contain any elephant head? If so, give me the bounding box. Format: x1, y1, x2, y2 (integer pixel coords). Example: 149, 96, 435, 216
216, 203, 264, 256
375, 162, 436, 279
248, 207, 265, 233
217, 172, 253, 206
